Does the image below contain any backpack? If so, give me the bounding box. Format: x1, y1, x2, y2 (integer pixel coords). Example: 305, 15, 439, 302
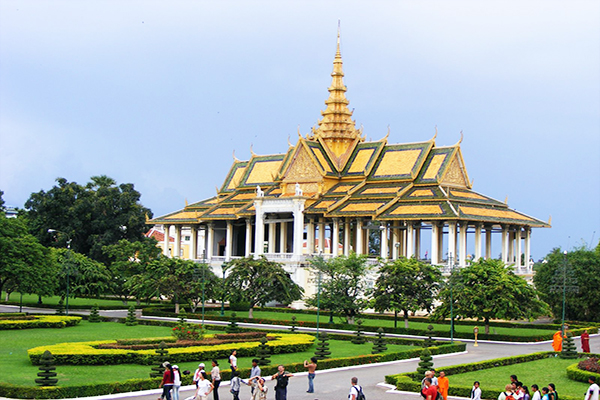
506, 393, 516, 400
354, 385, 366, 400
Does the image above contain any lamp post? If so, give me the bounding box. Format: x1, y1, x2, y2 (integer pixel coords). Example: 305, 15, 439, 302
316, 251, 323, 339
220, 264, 226, 317
561, 250, 567, 336
448, 252, 455, 344
48, 229, 72, 316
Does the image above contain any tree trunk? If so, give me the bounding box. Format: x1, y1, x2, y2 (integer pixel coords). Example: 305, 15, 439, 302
347, 315, 355, 325
38, 295, 43, 304
394, 310, 398, 328
329, 311, 334, 323
485, 318, 490, 335
175, 302, 180, 314
4, 292, 10, 301
403, 310, 409, 329
136, 299, 141, 306
248, 307, 254, 319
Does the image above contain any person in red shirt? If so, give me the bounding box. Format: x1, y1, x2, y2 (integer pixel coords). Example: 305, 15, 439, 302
423, 378, 438, 400
160, 362, 175, 400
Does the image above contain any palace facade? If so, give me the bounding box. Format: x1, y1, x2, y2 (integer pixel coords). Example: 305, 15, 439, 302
148, 34, 549, 292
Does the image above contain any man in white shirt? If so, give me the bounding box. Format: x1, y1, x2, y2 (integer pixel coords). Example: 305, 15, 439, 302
531, 384, 541, 400
585, 376, 599, 400
471, 381, 482, 400
349, 377, 363, 400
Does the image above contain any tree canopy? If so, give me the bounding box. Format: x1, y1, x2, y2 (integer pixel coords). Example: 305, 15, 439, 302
23, 176, 152, 264
433, 258, 549, 334
223, 256, 303, 318
373, 257, 442, 328
305, 252, 372, 324
533, 243, 600, 322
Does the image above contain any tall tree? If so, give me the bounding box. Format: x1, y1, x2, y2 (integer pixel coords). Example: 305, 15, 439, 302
533, 244, 600, 322
23, 176, 152, 264
433, 258, 549, 334
305, 253, 372, 324
223, 256, 304, 318
373, 257, 442, 328
51, 248, 112, 300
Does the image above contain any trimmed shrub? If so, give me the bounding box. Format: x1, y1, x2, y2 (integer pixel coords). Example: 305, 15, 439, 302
226, 312, 240, 334
55, 299, 64, 315
417, 347, 433, 375
126, 306, 138, 326
561, 333, 578, 359
0, 315, 81, 330
255, 337, 271, 366
314, 332, 331, 360
35, 351, 58, 386
149, 342, 169, 378
88, 305, 100, 323
289, 316, 298, 332
372, 328, 388, 353
351, 320, 366, 345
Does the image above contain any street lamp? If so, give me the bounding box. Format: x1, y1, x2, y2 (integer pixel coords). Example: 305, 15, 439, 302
48, 229, 72, 316
220, 264, 226, 317
448, 252, 456, 343
561, 250, 567, 336
315, 251, 323, 339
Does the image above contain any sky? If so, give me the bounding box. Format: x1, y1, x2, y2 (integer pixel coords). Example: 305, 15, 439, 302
0, 0, 598, 259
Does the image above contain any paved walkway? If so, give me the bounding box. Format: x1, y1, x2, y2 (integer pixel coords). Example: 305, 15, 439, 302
2, 305, 597, 400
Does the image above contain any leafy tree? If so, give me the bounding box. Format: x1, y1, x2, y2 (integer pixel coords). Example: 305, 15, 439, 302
433, 258, 549, 334
23, 176, 152, 264
533, 244, 600, 322
223, 256, 303, 318
0, 215, 57, 297
373, 257, 442, 328
305, 253, 372, 324
0, 190, 5, 211
103, 237, 161, 304
51, 248, 112, 301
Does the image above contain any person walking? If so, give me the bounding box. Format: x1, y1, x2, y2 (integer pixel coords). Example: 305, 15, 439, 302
195, 371, 214, 400
349, 377, 364, 400
422, 378, 437, 400
211, 360, 221, 400
159, 362, 175, 400
249, 359, 261, 396
498, 384, 515, 400
548, 383, 558, 400
438, 371, 449, 400
585, 376, 599, 400
541, 387, 550, 400
520, 386, 531, 400
304, 357, 318, 393
230, 370, 242, 400
194, 363, 207, 388
471, 381, 482, 400
271, 365, 293, 400
582, 330, 591, 353
172, 365, 182, 400
552, 331, 563, 352
229, 350, 238, 372
531, 385, 541, 400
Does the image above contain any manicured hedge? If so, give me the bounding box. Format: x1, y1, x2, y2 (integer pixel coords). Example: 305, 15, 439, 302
143, 307, 598, 342
0, 315, 81, 330
28, 333, 315, 365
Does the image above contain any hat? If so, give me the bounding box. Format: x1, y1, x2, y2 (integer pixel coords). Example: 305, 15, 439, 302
173, 365, 179, 369
199, 363, 205, 367
162, 361, 171, 368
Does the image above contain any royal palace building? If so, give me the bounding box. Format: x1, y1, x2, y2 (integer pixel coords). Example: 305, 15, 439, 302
148, 34, 549, 293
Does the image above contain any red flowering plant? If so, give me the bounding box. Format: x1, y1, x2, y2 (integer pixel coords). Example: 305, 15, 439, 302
578, 357, 600, 373
172, 323, 204, 341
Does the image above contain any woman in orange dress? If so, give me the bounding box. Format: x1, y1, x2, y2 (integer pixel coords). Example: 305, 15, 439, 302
438, 371, 449, 400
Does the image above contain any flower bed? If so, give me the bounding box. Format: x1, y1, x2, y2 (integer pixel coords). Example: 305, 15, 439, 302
98, 332, 269, 350
0, 315, 81, 330
28, 333, 315, 365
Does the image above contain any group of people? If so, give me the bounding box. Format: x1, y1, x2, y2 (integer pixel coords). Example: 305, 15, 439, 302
552, 328, 591, 353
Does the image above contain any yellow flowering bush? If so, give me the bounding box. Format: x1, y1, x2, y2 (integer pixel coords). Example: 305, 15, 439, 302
0, 315, 81, 330
28, 333, 314, 365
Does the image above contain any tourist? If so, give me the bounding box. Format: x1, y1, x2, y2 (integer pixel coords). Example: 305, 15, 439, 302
541, 387, 550, 400
194, 363, 207, 388
271, 365, 293, 400
172, 365, 182, 400
422, 378, 437, 400
349, 377, 365, 400
471, 381, 481, 400
510, 375, 519, 385
438, 371, 449, 400
160, 362, 175, 400
498, 384, 515, 400
195, 372, 214, 400
552, 331, 563, 352
431, 370, 439, 386
248, 359, 261, 396
582, 330, 591, 353
585, 376, 599, 400
229, 350, 238, 372
230, 370, 242, 400
548, 383, 558, 400
514, 382, 524, 400
303, 357, 318, 393
521, 386, 531, 400
248, 376, 268, 400
531, 385, 541, 400
211, 360, 221, 400
422, 371, 436, 393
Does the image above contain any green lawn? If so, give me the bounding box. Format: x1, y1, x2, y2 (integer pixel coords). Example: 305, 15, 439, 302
446, 357, 589, 397
206, 310, 554, 337
1, 292, 148, 308
0, 320, 413, 387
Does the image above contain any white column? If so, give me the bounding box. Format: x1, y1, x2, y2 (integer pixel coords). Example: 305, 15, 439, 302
516, 227, 522, 268
525, 227, 532, 271
508, 230, 515, 263
474, 224, 482, 261
317, 217, 325, 253
332, 218, 340, 257
279, 222, 287, 253
501, 225, 509, 263
431, 223, 439, 265
292, 200, 305, 259
174, 225, 182, 258
406, 223, 414, 258
245, 219, 252, 257
254, 210, 265, 256
400, 225, 407, 257
458, 222, 467, 267
191, 225, 198, 260
268, 222, 276, 253
307, 218, 315, 255
380, 223, 389, 259
163, 224, 171, 256
225, 221, 233, 261
414, 224, 421, 259
448, 222, 457, 262
485, 225, 493, 259
356, 219, 363, 254
392, 227, 399, 260
207, 223, 215, 259
343, 218, 351, 256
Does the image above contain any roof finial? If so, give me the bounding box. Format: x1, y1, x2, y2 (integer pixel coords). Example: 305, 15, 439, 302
337, 19, 341, 53
232, 149, 239, 162
459, 130, 463, 144
288, 134, 293, 148
250, 143, 256, 156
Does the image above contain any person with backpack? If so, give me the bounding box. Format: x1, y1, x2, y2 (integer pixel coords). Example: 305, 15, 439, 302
271, 365, 293, 400
349, 377, 365, 400
499, 384, 516, 400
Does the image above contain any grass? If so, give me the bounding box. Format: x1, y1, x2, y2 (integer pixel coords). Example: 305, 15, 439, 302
0, 292, 165, 308
446, 357, 588, 397
0, 320, 413, 387
207, 310, 554, 337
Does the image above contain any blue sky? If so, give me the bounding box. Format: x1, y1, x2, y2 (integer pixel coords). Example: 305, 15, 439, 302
1, 1, 598, 259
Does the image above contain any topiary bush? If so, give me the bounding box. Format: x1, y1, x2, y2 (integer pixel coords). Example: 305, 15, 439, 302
289, 316, 298, 332
88, 304, 101, 323
126, 306, 138, 326
561, 332, 578, 359
35, 350, 58, 386
226, 312, 240, 334
351, 319, 366, 344
55, 299, 65, 315
372, 327, 388, 353
417, 347, 433, 375
256, 337, 271, 366
149, 341, 169, 378
314, 332, 331, 360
